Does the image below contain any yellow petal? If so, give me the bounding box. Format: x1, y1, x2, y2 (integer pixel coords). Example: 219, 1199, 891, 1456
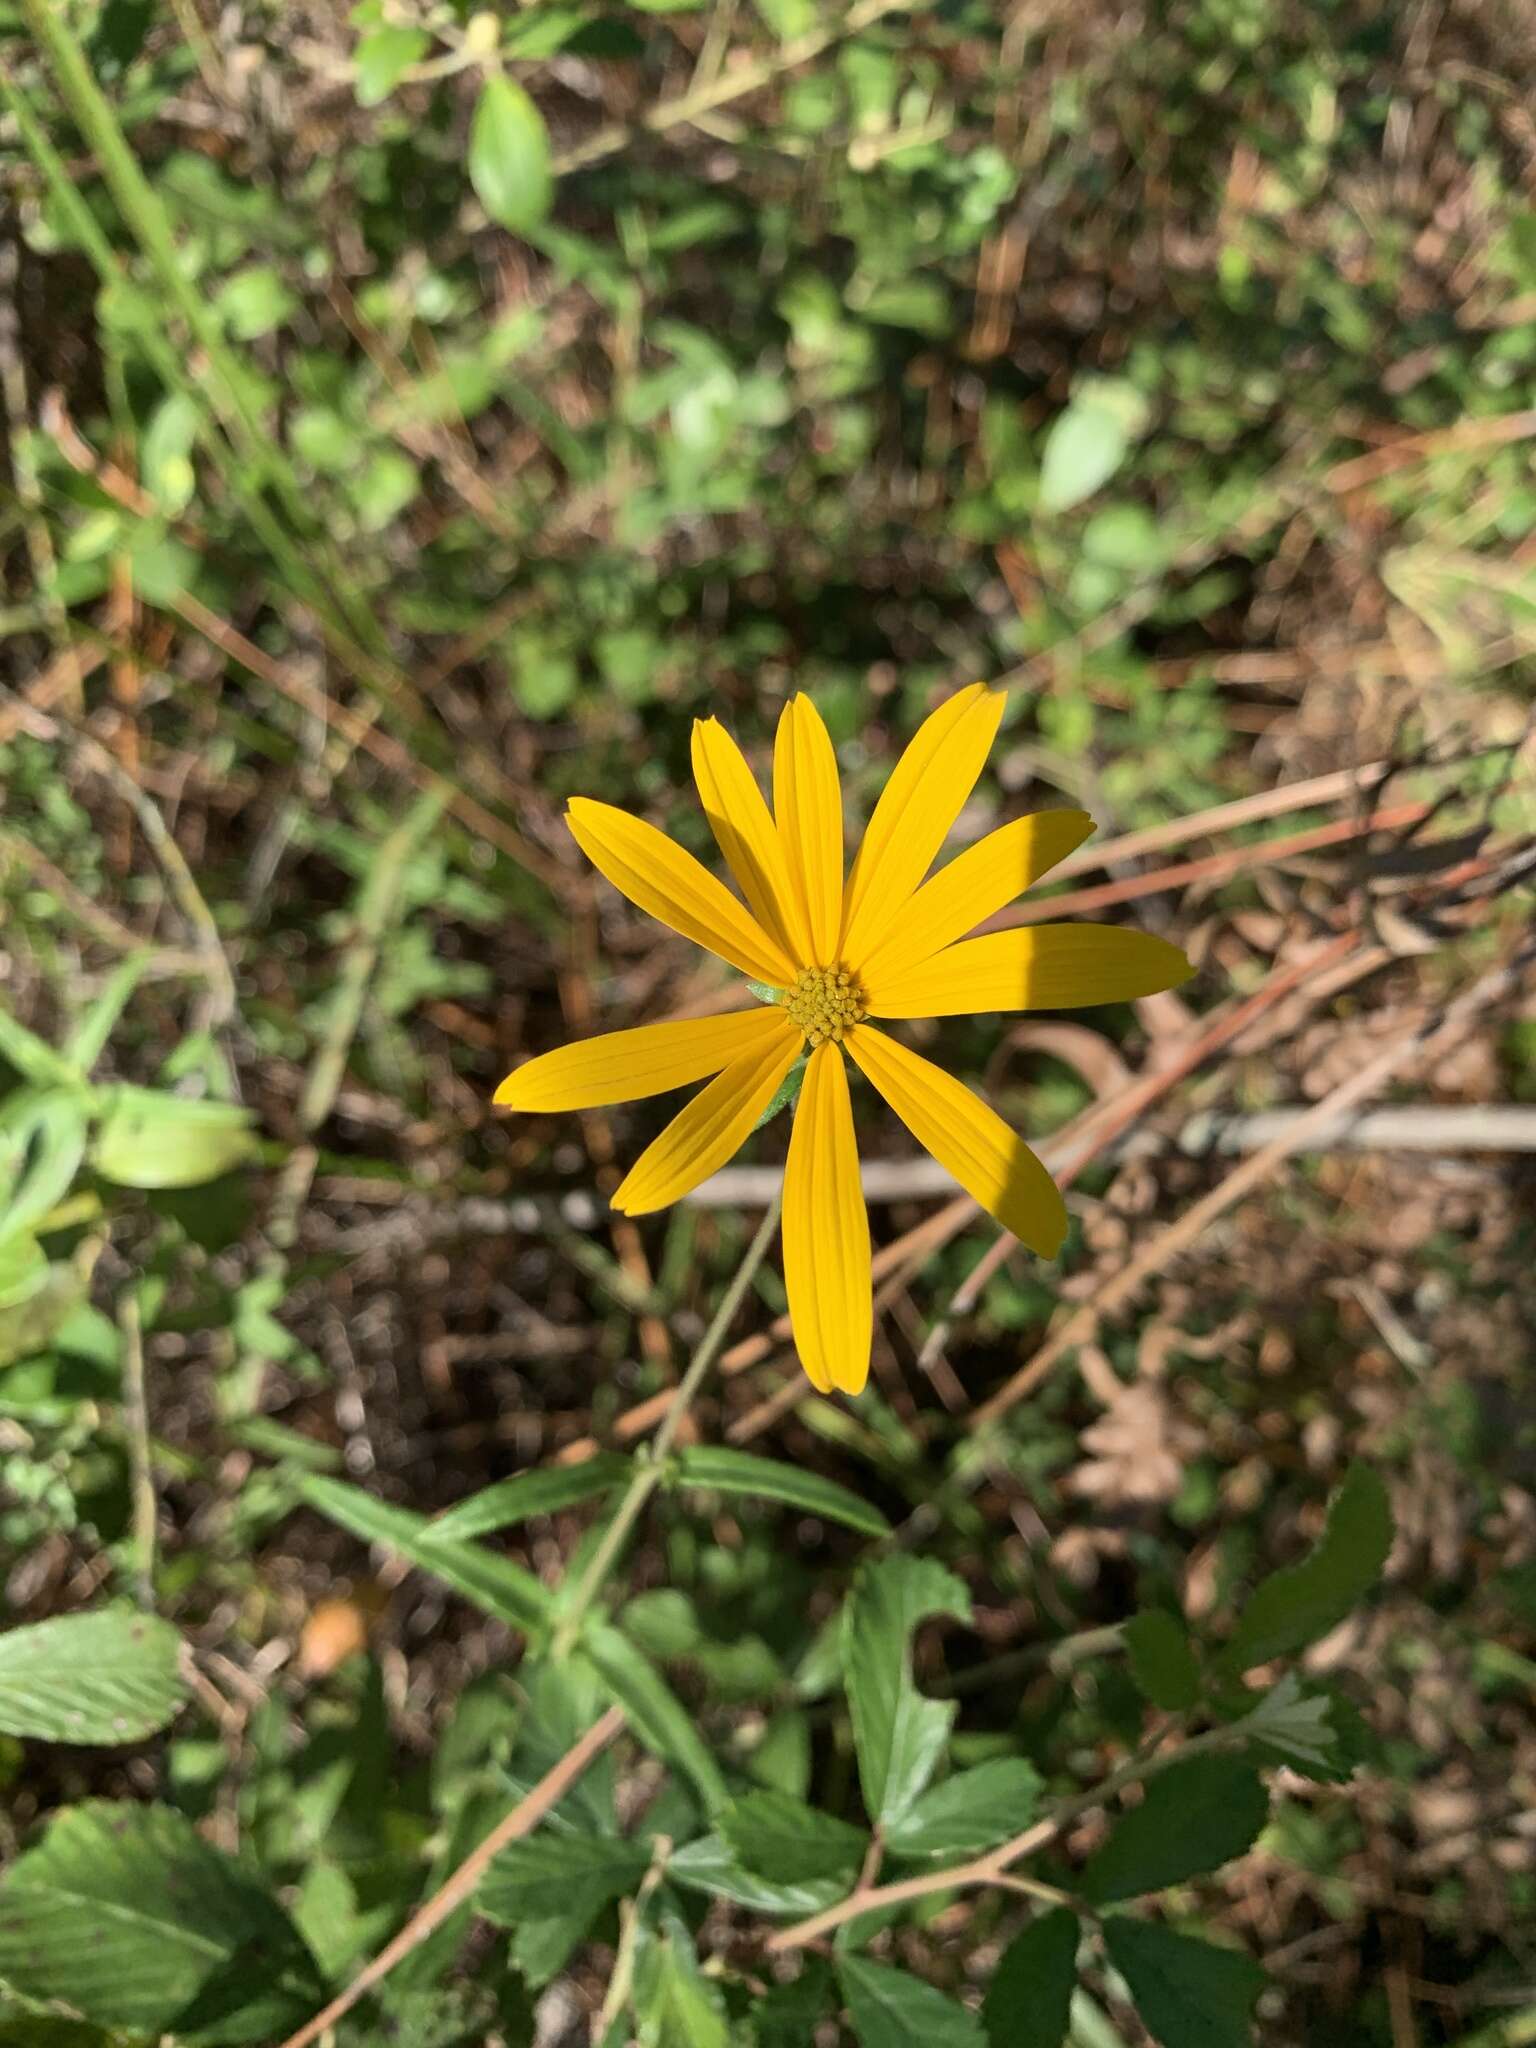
783, 1043, 872, 1394
858, 810, 1095, 985
567, 798, 797, 988
845, 1025, 1066, 1256
773, 695, 843, 966
495, 1005, 790, 1112
613, 1019, 801, 1214
840, 683, 1006, 967
864, 923, 1193, 1019
691, 718, 804, 963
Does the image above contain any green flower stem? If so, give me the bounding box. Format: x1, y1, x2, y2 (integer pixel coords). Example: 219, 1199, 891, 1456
551, 1183, 785, 1659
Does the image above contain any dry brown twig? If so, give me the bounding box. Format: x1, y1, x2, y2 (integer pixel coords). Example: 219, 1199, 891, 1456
275, 1705, 626, 2048
969, 940, 1534, 1432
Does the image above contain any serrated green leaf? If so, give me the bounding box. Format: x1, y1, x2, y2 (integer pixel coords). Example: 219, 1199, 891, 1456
1231, 1672, 1349, 1779
0, 1611, 184, 1744
1125, 1611, 1201, 1712
469, 75, 553, 236
0, 1801, 322, 2042
1217, 1465, 1392, 1677
667, 1833, 845, 1916
718, 1787, 867, 1883
837, 1955, 986, 2048
1103, 1918, 1265, 2048
433, 1454, 632, 1540
670, 1445, 889, 1537
1081, 1755, 1268, 1905
982, 1906, 1079, 2048
756, 1956, 835, 2047
581, 1623, 728, 1814
842, 1555, 971, 1828
884, 1758, 1042, 1862
298, 1474, 552, 1632
633, 1912, 729, 2048
477, 1831, 650, 1929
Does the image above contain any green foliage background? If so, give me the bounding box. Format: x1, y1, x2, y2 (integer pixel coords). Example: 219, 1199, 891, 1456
2, 1, 1535, 2044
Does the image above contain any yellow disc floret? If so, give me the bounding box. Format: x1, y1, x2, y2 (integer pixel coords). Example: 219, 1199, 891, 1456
781, 965, 867, 1047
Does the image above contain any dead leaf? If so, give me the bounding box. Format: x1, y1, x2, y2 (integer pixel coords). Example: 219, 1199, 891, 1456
1067, 1382, 1203, 1507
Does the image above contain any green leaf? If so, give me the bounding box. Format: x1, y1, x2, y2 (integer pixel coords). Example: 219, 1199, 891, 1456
0, 1088, 88, 1242
842, 1555, 971, 1827
756, 1957, 835, 2047
1216, 1464, 1393, 1677
1080, 1755, 1268, 1905
433, 1454, 632, 1539
884, 1758, 1042, 1862
1037, 379, 1149, 514
70, 959, 158, 1075
477, 1831, 650, 1930
837, 1955, 986, 2048
718, 1788, 868, 1883
1102, 1918, 1265, 2048
1231, 1673, 1349, 1780
0, 1229, 47, 1312
91, 1087, 257, 1190
469, 75, 553, 236
0, 2023, 117, 2047
354, 23, 429, 104
670, 1446, 890, 1538
751, 1051, 807, 1130
581, 1623, 728, 1814
215, 266, 297, 341
1125, 1611, 1201, 1712
667, 1833, 846, 1917
0, 1801, 322, 2042
982, 1907, 1079, 2048
298, 1474, 552, 1632
0, 1258, 88, 1367
140, 391, 199, 514
0, 1611, 184, 1744
754, 0, 819, 34
0, 1004, 81, 1089
633, 1912, 730, 2048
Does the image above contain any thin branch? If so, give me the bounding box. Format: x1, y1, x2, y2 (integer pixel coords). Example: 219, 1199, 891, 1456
768, 1719, 1235, 1952
118, 1295, 156, 1608
550, 0, 920, 175
992, 802, 1428, 929
276, 1705, 626, 2048
5, 689, 240, 1027
970, 941, 1535, 1430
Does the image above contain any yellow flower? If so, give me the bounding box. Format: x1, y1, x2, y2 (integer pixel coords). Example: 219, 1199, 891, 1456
496, 686, 1191, 1396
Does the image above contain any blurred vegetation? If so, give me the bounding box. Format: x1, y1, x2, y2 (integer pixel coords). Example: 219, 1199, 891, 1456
1, 0, 1535, 2044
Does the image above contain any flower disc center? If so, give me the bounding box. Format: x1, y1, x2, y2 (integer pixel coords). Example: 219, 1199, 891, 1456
781, 965, 867, 1047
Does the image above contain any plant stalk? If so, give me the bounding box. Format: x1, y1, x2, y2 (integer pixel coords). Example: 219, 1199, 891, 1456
552, 1184, 785, 1657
